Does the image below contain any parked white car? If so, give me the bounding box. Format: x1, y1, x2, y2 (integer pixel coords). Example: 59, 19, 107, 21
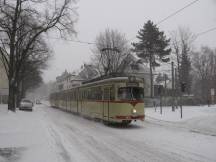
19, 99, 33, 111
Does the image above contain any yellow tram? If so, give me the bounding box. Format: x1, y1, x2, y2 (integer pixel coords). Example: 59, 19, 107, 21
50, 76, 145, 125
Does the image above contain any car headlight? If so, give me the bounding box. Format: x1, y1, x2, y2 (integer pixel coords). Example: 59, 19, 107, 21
132, 109, 137, 114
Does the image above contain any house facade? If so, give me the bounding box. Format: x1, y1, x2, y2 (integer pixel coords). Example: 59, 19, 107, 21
54, 70, 84, 92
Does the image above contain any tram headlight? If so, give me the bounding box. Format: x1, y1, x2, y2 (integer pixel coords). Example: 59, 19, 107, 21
132, 109, 137, 114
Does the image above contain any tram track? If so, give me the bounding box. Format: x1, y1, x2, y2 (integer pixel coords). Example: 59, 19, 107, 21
43, 105, 216, 162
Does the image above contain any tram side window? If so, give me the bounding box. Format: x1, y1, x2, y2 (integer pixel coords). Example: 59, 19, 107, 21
64, 93, 67, 101
80, 91, 83, 100
61, 93, 64, 101
104, 88, 110, 100
61, 93, 63, 101
72, 92, 74, 100
93, 87, 102, 100
83, 91, 86, 100
59, 93, 62, 100
72, 91, 75, 101
97, 88, 102, 100
71, 91, 74, 100
74, 91, 77, 100
66, 93, 68, 101
110, 87, 115, 100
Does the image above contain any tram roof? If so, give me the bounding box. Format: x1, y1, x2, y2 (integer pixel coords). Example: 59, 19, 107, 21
81, 76, 143, 87
53, 75, 144, 93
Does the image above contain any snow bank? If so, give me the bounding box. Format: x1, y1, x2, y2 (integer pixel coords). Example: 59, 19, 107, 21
145, 105, 216, 122
145, 105, 216, 136
0, 104, 60, 162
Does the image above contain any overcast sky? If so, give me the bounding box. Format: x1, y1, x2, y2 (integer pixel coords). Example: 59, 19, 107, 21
43, 0, 216, 82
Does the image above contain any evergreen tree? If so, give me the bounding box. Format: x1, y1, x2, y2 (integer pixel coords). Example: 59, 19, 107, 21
132, 20, 171, 97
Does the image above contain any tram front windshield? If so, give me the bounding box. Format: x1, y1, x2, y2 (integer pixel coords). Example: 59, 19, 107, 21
118, 87, 144, 101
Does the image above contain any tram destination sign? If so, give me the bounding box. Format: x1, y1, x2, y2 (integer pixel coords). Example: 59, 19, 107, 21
126, 82, 139, 87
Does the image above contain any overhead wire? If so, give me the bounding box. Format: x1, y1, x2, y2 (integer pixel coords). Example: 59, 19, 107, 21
47, 0, 201, 45
128, 0, 200, 42
156, 0, 200, 25
194, 26, 216, 39
46, 0, 216, 46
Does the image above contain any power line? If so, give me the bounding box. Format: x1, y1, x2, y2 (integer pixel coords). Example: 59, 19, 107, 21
3, 25, 216, 47
47, 0, 212, 45
156, 0, 200, 25
195, 26, 216, 38
129, 0, 200, 42
47, 24, 216, 46
47, 24, 216, 47
47, 0, 201, 44
188, 26, 216, 43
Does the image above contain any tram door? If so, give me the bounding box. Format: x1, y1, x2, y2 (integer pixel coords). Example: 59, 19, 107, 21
103, 87, 110, 121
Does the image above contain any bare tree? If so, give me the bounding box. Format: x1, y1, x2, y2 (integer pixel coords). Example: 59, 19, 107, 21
0, 0, 77, 111
192, 46, 216, 103
92, 28, 131, 76
16, 37, 51, 105
170, 27, 195, 94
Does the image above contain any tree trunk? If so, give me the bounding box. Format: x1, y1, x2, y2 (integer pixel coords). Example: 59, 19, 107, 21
8, 82, 16, 111
16, 80, 22, 108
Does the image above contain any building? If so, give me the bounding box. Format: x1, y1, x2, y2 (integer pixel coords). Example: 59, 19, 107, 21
54, 70, 84, 92
78, 64, 99, 80
0, 61, 8, 104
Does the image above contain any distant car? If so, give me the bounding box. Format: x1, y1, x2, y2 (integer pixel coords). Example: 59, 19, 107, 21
36, 100, 41, 104
19, 99, 33, 111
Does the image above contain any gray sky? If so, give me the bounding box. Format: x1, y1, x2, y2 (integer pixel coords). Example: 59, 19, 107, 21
43, 0, 216, 82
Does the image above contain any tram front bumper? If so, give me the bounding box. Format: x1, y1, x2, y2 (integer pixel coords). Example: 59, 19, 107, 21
115, 115, 145, 121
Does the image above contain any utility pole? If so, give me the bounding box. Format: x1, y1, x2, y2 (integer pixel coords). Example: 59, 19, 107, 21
180, 91, 183, 118
171, 62, 175, 111
211, 88, 215, 105
158, 86, 163, 114
164, 73, 167, 96
174, 68, 178, 109
180, 82, 186, 119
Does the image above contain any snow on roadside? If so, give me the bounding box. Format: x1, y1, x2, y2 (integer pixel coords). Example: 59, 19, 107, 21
0, 104, 60, 162
145, 105, 216, 136
145, 105, 216, 122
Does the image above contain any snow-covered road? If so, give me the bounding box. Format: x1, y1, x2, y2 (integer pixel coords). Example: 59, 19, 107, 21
1, 104, 216, 162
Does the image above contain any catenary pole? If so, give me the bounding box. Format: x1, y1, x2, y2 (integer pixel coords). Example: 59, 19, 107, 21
171, 62, 175, 111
